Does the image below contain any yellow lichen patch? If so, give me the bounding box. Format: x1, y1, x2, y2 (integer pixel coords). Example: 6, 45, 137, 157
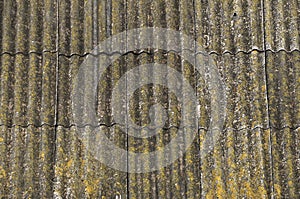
244, 182, 255, 198
216, 183, 226, 198
274, 184, 281, 197
84, 178, 101, 196
257, 185, 267, 197
0, 137, 3, 142
66, 159, 73, 168
0, 166, 6, 179
85, 184, 94, 195
206, 189, 215, 199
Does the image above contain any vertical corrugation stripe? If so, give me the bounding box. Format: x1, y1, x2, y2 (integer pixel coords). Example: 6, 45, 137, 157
0, 0, 17, 126
0, 0, 3, 53
13, 54, 29, 126
70, 0, 84, 56
109, 0, 127, 198
126, 53, 139, 198
55, 55, 84, 199
152, 0, 168, 198
167, 53, 184, 198
0, 126, 15, 197
81, 2, 95, 196
58, 0, 71, 56
0, 54, 15, 126
1, 0, 17, 54
127, 0, 152, 198
29, 0, 43, 53
180, 0, 202, 198
15, 0, 30, 53
0, 127, 5, 196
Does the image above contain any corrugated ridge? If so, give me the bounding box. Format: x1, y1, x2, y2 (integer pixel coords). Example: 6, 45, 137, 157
0, 0, 3, 53
179, 0, 202, 198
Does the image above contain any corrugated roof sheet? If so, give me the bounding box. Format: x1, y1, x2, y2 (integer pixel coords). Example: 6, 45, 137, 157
0, 0, 299, 198
265, 0, 300, 51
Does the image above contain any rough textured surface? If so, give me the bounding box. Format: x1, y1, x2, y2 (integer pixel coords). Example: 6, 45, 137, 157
0, 0, 299, 198
264, 0, 300, 51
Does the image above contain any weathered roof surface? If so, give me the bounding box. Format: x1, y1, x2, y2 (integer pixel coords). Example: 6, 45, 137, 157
0, 0, 299, 198
265, 0, 300, 51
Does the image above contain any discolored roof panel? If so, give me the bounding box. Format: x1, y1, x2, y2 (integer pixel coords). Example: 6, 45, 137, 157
267, 51, 300, 129
0, 0, 299, 198
1, 0, 57, 54
266, 50, 300, 198
195, 0, 265, 54
264, 0, 300, 51
0, 53, 57, 127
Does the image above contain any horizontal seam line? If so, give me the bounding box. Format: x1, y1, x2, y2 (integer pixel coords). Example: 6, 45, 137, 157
1, 49, 300, 57
0, 123, 298, 131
